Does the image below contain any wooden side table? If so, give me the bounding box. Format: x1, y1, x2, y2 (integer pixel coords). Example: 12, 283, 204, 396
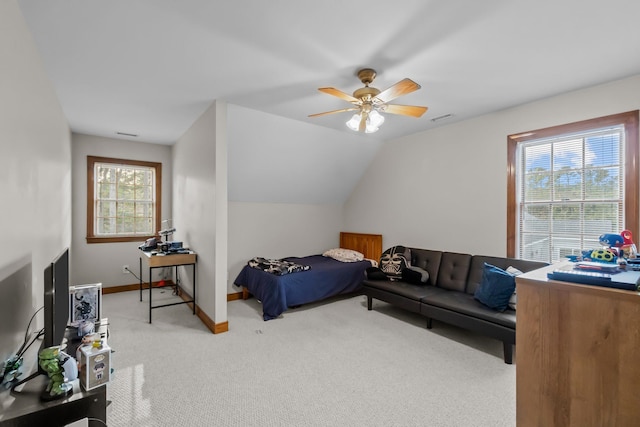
139, 251, 197, 323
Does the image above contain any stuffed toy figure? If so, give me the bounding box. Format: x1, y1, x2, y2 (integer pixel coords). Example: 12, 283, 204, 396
39, 346, 77, 401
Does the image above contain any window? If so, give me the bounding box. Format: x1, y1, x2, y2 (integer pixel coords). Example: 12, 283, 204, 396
87, 156, 162, 243
507, 111, 639, 263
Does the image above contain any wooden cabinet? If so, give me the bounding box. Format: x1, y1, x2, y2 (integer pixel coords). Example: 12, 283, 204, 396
516, 264, 640, 427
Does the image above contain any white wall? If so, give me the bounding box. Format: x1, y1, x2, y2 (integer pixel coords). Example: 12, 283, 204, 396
227, 104, 383, 204
228, 202, 344, 292
173, 101, 227, 325
71, 133, 172, 287
0, 0, 71, 357
344, 74, 640, 256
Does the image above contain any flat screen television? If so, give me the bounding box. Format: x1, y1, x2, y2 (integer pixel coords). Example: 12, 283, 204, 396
43, 248, 70, 349
11, 248, 72, 396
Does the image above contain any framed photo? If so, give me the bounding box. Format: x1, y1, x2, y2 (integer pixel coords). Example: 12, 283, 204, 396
69, 283, 102, 326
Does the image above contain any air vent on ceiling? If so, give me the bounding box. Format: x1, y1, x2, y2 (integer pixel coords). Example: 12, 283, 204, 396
116, 132, 138, 137
431, 114, 454, 122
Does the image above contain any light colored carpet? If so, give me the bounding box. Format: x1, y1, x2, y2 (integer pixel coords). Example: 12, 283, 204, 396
103, 289, 516, 427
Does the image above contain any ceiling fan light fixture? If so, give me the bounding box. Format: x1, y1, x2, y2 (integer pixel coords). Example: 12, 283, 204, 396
345, 110, 385, 133
346, 114, 361, 131
368, 110, 384, 128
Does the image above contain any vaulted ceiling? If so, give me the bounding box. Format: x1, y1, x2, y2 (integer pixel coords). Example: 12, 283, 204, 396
17, 0, 640, 145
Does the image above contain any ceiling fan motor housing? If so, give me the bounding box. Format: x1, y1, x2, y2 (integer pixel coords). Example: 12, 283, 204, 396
357, 68, 377, 85
353, 86, 380, 101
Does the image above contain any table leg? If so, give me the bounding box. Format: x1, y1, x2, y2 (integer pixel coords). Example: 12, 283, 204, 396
193, 263, 196, 315
149, 266, 152, 323
139, 257, 142, 302
175, 266, 180, 296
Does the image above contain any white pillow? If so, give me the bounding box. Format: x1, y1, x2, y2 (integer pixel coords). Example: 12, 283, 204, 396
322, 248, 364, 263
506, 266, 524, 310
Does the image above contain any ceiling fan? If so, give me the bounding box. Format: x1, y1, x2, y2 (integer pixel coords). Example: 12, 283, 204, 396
309, 68, 428, 133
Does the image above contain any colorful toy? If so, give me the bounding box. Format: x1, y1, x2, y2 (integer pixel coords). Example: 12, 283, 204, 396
599, 233, 624, 249
589, 248, 617, 263
38, 346, 77, 401
620, 229, 637, 259
566, 230, 638, 263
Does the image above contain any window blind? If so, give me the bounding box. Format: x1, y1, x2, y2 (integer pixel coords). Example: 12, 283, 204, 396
517, 126, 625, 263
94, 162, 156, 236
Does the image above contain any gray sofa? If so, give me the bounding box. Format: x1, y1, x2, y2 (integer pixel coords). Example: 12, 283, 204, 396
363, 248, 547, 364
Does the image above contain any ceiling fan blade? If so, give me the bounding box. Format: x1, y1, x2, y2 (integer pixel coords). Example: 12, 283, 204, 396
318, 87, 360, 103
383, 104, 428, 118
308, 107, 359, 118
359, 111, 368, 132
374, 78, 421, 103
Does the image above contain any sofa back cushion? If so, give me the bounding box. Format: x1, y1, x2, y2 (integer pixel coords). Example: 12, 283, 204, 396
408, 249, 443, 286
466, 255, 548, 295
435, 252, 472, 292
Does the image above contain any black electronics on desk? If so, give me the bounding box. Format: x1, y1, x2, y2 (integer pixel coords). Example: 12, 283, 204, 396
14, 248, 72, 399
548, 262, 640, 291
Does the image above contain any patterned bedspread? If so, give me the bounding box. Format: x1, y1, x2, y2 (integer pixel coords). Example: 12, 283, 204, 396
248, 257, 311, 276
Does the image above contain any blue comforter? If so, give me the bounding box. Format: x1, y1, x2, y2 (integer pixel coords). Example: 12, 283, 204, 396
234, 255, 371, 320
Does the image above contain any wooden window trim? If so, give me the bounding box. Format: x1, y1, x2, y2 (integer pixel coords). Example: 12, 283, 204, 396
86, 155, 162, 244
507, 110, 639, 258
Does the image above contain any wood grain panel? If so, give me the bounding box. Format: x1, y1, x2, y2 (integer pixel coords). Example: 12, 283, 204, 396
141, 252, 196, 268
516, 264, 640, 427
339, 232, 383, 261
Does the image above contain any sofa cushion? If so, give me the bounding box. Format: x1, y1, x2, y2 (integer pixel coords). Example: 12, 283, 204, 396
363, 279, 441, 301
435, 252, 472, 292
420, 287, 516, 329
365, 267, 388, 281
474, 263, 515, 312
402, 266, 429, 285
408, 249, 442, 286
380, 246, 411, 280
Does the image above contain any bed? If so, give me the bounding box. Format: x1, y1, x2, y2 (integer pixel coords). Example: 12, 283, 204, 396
234, 232, 383, 320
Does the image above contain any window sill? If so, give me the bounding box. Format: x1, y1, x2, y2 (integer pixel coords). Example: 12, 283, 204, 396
86, 235, 157, 244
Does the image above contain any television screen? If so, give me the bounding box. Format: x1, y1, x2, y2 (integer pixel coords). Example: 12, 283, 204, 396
43, 248, 69, 349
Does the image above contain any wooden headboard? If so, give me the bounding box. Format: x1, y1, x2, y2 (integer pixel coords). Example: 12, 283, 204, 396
339, 232, 383, 261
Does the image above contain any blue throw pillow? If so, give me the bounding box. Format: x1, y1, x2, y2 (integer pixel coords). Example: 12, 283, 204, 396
474, 263, 516, 312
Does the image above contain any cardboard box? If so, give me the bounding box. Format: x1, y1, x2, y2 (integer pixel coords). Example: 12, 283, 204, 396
78, 340, 111, 391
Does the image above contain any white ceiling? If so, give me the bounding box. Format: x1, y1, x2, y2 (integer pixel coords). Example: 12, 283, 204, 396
17, 0, 640, 145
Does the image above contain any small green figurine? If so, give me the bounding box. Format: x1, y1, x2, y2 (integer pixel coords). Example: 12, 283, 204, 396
39, 346, 73, 401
